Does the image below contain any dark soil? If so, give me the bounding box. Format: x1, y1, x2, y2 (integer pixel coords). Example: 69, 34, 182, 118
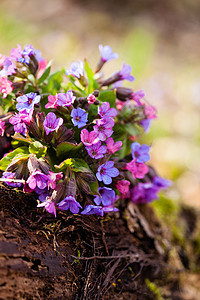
0, 183, 199, 300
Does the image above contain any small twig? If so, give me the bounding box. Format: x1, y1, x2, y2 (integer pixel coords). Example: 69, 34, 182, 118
0, 178, 26, 183
101, 221, 109, 255
71, 253, 152, 261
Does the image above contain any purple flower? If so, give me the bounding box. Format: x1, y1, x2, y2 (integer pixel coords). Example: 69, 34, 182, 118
94, 187, 118, 206
56, 91, 76, 107
153, 176, 172, 189
2, 172, 22, 188
81, 205, 104, 216
43, 112, 63, 135
57, 196, 82, 214
81, 129, 99, 146
131, 142, 150, 163
45, 95, 59, 109
140, 119, 152, 133
16, 92, 41, 112
93, 117, 114, 141
118, 62, 135, 82
48, 171, 63, 189
98, 102, 117, 118
106, 137, 122, 154
37, 198, 56, 217
86, 141, 107, 159
101, 206, 119, 213
27, 170, 50, 190
71, 107, 88, 128
131, 90, 145, 105
18, 45, 35, 64
99, 45, 119, 62
65, 60, 84, 78
96, 161, 119, 185
0, 58, 16, 76
131, 182, 158, 204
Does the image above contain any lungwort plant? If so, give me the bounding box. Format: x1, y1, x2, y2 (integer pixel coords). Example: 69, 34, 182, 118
0, 44, 171, 217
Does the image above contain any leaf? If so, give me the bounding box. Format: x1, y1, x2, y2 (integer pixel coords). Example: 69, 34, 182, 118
117, 123, 140, 136
37, 60, 52, 85
55, 158, 74, 172
56, 142, 83, 160
0, 147, 29, 171
84, 60, 98, 93
98, 90, 116, 108
29, 141, 47, 157
12, 133, 32, 145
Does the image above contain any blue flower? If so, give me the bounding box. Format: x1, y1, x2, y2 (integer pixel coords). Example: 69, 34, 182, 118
71, 107, 88, 128
16, 92, 41, 112
96, 161, 119, 185
65, 60, 84, 78
99, 44, 118, 62
131, 142, 150, 163
57, 196, 82, 214
81, 205, 103, 216
94, 187, 118, 206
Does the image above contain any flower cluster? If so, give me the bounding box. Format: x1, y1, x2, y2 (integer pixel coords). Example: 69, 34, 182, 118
0, 44, 171, 218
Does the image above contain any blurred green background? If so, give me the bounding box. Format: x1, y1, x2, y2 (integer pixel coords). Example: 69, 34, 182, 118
0, 0, 200, 208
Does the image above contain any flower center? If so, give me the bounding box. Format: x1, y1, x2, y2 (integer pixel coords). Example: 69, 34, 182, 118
75, 116, 80, 121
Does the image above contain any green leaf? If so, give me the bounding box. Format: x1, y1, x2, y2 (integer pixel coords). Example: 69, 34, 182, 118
117, 123, 140, 136
98, 90, 116, 108
0, 147, 29, 171
71, 159, 92, 173
55, 158, 74, 172
84, 60, 98, 93
29, 141, 47, 157
12, 133, 32, 146
56, 142, 83, 160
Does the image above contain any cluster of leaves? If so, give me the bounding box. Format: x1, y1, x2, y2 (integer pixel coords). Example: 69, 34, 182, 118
0, 44, 170, 218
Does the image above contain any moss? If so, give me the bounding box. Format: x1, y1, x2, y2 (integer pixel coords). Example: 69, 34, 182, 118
145, 279, 165, 300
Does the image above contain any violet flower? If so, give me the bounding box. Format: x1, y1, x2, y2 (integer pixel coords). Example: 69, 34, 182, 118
99, 44, 118, 62
106, 137, 122, 154
65, 60, 84, 79
56, 91, 76, 107
71, 107, 88, 128
81, 205, 104, 216
48, 171, 63, 189
16, 92, 41, 112
43, 112, 63, 135
37, 198, 57, 217
131, 90, 145, 105
93, 117, 114, 141
9, 110, 32, 136
2, 172, 22, 188
118, 62, 135, 82
27, 170, 50, 190
86, 141, 107, 159
131, 142, 150, 163
57, 196, 82, 214
96, 161, 119, 185
80, 129, 99, 146
18, 45, 35, 64
94, 187, 118, 206
98, 102, 117, 118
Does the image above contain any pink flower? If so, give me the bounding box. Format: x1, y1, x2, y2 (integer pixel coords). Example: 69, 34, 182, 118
37, 198, 56, 217
80, 129, 99, 146
145, 104, 157, 119
0, 120, 5, 136
0, 77, 13, 98
131, 90, 145, 105
87, 94, 96, 104
37, 59, 47, 78
45, 95, 59, 109
125, 159, 148, 179
116, 180, 130, 199
48, 171, 63, 189
116, 100, 125, 111
106, 137, 122, 154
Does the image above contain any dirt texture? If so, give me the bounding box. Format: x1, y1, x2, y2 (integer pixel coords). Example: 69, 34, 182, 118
0, 183, 199, 300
